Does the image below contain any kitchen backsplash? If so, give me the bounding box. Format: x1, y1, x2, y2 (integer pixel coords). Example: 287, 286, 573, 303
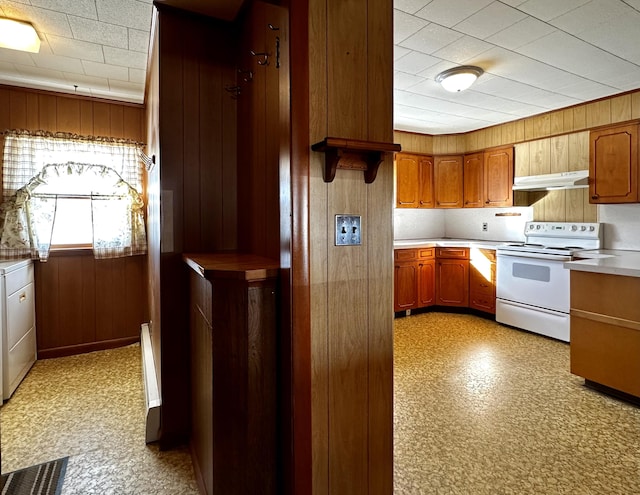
599, 204, 640, 250
394, 207, 532, 242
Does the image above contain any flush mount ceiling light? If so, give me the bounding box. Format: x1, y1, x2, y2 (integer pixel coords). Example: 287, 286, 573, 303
0, 17, 41, 53
435, 66, 484, 92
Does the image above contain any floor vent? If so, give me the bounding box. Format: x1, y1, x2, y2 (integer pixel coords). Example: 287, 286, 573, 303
141, 323, 161, 443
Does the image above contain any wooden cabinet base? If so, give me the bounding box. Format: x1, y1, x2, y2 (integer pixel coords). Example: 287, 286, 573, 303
570, 315, 640, 398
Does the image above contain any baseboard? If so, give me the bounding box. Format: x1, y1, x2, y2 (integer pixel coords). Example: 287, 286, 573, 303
141, 323, 161, 443
37, 336, 140, 359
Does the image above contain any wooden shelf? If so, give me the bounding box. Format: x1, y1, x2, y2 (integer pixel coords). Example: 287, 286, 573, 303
311, 137, 401, 183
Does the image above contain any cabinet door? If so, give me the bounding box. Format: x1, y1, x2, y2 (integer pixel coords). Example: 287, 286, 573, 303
589, 124, 639, 203
436, 259, 469, 306
417, 259, 435, 307
469, 263, 495, 314
463, 152, 484, 208
484, 147, 514, 206
394, 262, 418, 311
434, 155, 463, 208
396, 154, 420, 208
418, 155, 435, 208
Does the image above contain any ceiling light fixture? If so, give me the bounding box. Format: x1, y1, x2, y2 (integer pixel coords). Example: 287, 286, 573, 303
0, 17, 41, 53
435, 65, 484, 92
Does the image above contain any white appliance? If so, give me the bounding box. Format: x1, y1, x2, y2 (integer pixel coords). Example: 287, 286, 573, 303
496, 222, 603, 342
1, 259, 37, 401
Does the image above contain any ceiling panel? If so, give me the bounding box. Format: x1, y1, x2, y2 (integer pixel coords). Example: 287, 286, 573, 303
0, 0, 639, 134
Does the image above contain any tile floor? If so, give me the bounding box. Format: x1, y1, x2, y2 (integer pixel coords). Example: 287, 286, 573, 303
0, 344, 198, 494
2, 314, 639, 494
394, 312, 640, 494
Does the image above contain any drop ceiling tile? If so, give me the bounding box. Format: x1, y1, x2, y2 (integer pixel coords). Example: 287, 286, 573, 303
399, 22, 463, 54
550, 0, 630, 35
96, 0, 152, 31
554, 79, 618, 100
82, 59, 128, 81
416, 60, 457, 80
517, 30, 639, 84
108, 78, 144, 93
33, 52, 83, 72
517, 0, 591, 22
103, 46, 147, 69
63, 71, 110, 90
16, 64, 64, 81
453, 2, 527, 40
394, 50, 440, 74
0, 1, 73, 36
91, 85, 141, 103
45, 33, 104, 62
415, 0, 493, 28
394, 71, 426, 90
431, 35, 492, 64
128, 28, 150, 53
30, 0, 98, 19
394, 45, 412, 61
0, 48, 36, 65
394, 0, 433, 15
394, 10, 429, 44
486, 16, 556, 50
68, 14, 128, 49
576, 11, 640, 65
0, 61, 16, 72
129, 67, 145, 84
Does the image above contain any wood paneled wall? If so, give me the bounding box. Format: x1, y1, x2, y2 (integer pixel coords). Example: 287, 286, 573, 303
0, 85, 147, 356
308, 0, 394, 493
395, 89, 640, 222
145, 6, 238, 447
0, 85, 143, 138
35, 253, 146, 358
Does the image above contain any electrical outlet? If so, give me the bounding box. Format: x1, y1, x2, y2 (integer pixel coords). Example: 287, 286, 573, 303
482, 222, 488, 232
335, 215, 361, 246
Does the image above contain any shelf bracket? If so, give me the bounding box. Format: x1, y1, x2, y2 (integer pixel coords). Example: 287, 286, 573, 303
312, 137, 401, 184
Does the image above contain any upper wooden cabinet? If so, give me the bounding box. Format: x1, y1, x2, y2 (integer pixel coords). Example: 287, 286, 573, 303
484, 147, 514, 207
589, 124, 639, 204
434, 155, 463, 208
463, 152, 484, 208
395, 153, 434, 208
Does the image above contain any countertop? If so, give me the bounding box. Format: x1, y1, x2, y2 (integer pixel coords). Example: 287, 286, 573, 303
564, 249, 640, 278
183, 252, 280, 281
394, 238, 509, 250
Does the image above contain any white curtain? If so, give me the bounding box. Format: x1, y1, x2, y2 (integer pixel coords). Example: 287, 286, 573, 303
0, 131, 147, 261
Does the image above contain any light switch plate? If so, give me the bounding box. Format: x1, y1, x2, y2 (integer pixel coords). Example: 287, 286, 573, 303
335, 215, 362, 246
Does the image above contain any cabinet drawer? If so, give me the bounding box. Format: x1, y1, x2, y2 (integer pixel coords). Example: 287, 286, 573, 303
5, 263, 34, 296
6, 326, 36, 397
417, 248, 435, 259
436, 247, 469, 259
394, 249, 417, 262
7, 282, 35, 350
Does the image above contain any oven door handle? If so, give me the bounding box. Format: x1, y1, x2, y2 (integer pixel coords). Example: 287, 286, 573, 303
496, 250, 572, 262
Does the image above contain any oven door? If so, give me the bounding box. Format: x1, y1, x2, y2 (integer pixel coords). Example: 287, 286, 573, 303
496, 251, 571, 313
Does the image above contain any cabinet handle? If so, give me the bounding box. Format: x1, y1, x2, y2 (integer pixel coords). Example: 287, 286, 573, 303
591, 195, 598, 199
485, 200, 490, 204
19, 293, 27, 302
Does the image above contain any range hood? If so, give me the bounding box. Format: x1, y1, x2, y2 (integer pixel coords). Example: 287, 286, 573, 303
512, 170, 589, 191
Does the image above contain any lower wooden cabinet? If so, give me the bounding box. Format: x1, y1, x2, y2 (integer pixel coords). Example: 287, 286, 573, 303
570, 270, 640, 398
394, 248, 435, 312
469, 248, 496, 314
185, 253, 279, 495
394, 246, 496, 314
435, 257, 469, 307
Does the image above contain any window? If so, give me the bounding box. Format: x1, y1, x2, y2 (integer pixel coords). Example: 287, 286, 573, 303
0, 130, 146, 261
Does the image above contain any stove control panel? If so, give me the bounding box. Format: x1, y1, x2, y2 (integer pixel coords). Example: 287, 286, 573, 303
525, 222, 601, 238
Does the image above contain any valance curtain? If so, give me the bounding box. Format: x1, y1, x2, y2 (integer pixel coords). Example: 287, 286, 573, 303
0, 130, 147, 261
